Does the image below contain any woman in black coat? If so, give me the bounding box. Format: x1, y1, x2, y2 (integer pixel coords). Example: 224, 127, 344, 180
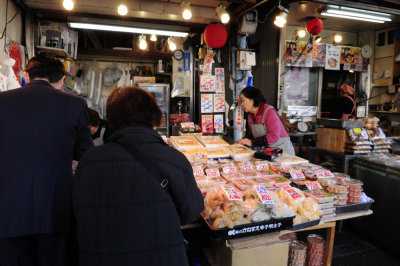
73, 86, 204, 266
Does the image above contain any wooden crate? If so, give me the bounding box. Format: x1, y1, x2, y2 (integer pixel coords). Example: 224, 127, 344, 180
317, 127, 347, 153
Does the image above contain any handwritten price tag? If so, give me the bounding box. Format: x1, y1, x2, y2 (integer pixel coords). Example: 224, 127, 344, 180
282, 185, 303, 200
289, 170, 305, 180
315, 170, 334, 178
254, 185, 274, 205
222, 186, 242, 201
222, 164, 237, 173
181, 122, 195, 128
195, 153, 207, 160
206, 168, 220, 177
255, 161, 269, 170
192, 166, 204, 176
239, 162, 253, 171
305, 181, 322, 191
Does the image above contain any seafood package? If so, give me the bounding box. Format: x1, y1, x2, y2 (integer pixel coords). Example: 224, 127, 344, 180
170, 136, 204, 150
196, 135, 230, 148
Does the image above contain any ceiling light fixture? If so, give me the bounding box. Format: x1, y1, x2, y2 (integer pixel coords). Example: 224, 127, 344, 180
150, 34, 157, 42
117, 1, 128, 16
334, 34, 342, 43
216, 4, 230, 24
314, 36, 322, 43
139, 35, 147, 50
63, 0, 74, 10
69, 22, 189, 37
274, 5, 289, 28
296, 29, 306, 38
321, 5, 391, 23
181, 1, 192, 20
168, 37, 177, 51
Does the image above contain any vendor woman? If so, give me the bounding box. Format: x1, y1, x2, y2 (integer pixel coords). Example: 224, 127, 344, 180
237, 86, 295, 155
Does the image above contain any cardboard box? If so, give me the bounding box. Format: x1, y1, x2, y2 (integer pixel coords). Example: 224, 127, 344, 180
317, 127, 347, 153
207, 234, 289, 266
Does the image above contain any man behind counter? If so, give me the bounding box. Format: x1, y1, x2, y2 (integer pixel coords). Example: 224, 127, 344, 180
0, 53, 93, 266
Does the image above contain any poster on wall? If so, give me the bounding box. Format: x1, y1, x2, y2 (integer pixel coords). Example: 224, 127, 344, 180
235, 106, 244, 127
340, 46, 360, 65
312, 43, 326, 67
214, 114, 224, 133
284, 67, 309, 100
325, 44, 340, 70
200, 75, 216, 92
203, 52, 215, 75
213, 94, 225, 112
284, 41, 313, 67
201, 94, 213, 113
201, 115, 214, 134
215, 68, 225, 93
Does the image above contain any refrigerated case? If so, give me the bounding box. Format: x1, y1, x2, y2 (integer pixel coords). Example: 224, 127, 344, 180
138, 83, 170, 137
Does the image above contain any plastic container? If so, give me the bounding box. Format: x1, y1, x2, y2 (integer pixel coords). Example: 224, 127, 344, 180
273, 176, 291, 188
319, 201, 335, 210
251, 177, 274, 188
305, 190, 335, 204
321, 207, 336, 215
347, 179, 363, 191
347, 195, 362, 204
334, 199, 347, 206
328, 184, 348, 193
317, 177, 334, 187
348, 190, 362, 197
307, 234, 325, 266
321, 213, 336, 221
334, 192, 349, 200
289, 240, 307, 266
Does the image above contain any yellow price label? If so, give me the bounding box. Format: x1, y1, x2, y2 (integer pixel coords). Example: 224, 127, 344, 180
354, 128, 362, 133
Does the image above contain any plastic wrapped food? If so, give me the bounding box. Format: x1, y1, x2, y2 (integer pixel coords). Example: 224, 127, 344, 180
317, 178, 335, 187
273, 176, 291, 187
220, 171, 245, 182
198, 182, 218, 196
196, 135, 229, 148
233, 178, 257, 191
348, 190, 362, 197
334, 199, 347, 206
347, 179, 363, 191
321, 207, 335, 216
347, 128, 369, 141
203, 186, 244, 228
305, 190, 335, 204
251, 177, 274, 188
272, 200, 296, 219
318, 201, 335, 210
347, 195, 362, 204
327, 184, 348, 193
334, 192, 349, 200
224, 144, 255, 161
366, 128, 386, 141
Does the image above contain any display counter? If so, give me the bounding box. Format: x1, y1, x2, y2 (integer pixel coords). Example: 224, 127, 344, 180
350, 154, 400, 253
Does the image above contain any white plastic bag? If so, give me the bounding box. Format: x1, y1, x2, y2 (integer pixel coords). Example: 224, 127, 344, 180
171, 77, 184, 98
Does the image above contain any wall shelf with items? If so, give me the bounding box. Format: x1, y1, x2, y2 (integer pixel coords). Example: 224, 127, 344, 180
77, 48, 173, 62
36, 46, 72, 59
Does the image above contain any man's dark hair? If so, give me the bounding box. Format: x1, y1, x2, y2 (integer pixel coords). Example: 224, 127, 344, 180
240, 86, 266, 107
106, 86, 162, 130
25, 53, 66, 83
87, 108, 100, 127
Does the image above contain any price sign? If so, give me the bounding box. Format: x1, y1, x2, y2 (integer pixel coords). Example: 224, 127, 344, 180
206, 168, 220, 177
305, 181, 322, 191
289, 170, 305, 180
180, 122, 195, 128
195, 153, 208, 160
255, 161, 269, 170
353, 128, 362, 133
192, 166, 204, 176
239, 162, 253, 171
282, 185, 303, 200
315, 170, 334, 178
222, 164, 237, 173
254, 185, 274, 205
222, 186, 242, 201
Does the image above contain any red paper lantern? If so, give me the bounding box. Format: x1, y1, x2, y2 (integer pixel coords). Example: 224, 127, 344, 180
204, 24, 228, 49
306, 18, 323, 35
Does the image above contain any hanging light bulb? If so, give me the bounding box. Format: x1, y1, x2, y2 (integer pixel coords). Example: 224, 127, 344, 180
150, 34, 157, 42
274, 5, 289, 28
315, 36, 322, 43
216, 4, 230, 24
139, 35, 147, 50
118, 1, 128, 16
334, 34, 343, 43
168, 37, 176, 51
63, 0, 74, 10
181, 1, 192, 20
296, 29, 306, 38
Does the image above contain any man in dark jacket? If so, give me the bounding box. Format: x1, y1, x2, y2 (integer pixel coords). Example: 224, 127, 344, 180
73, 86, 204, 266
0, 53, 94, 266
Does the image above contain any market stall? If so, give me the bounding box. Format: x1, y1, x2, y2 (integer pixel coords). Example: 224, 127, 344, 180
170, 132, 374, 266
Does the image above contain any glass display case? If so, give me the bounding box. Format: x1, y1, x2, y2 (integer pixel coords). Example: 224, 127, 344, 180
139, 83, 170, 137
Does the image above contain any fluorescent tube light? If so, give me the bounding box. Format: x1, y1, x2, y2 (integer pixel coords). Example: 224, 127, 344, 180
321, 12, 385, 23
322, 5, 392, 23
69, 22, 189, 37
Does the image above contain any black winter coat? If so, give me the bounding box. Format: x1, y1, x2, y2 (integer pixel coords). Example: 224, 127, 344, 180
73, 126, 204, 266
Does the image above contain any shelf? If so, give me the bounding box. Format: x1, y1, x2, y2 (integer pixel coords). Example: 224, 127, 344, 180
369, 110, 400, 114
36, 46, 72, 59
77, 48, 173, 62
156, 72, 172, 76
